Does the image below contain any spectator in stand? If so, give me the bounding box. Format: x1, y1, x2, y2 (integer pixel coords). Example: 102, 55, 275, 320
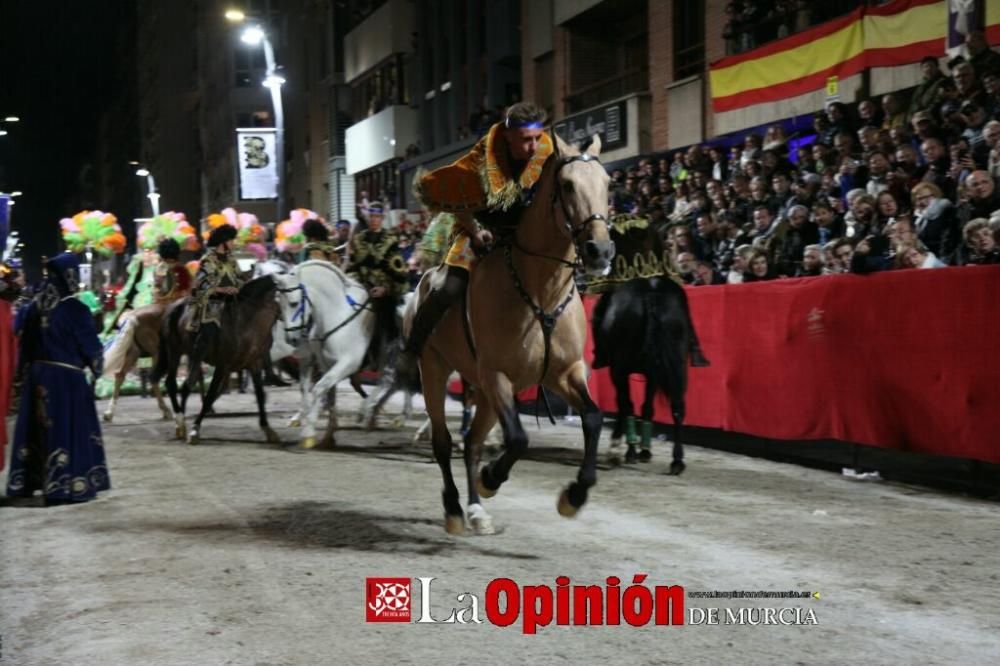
722, 2, 742, 55
709, 146, 729, 182
881, 94, 906, 130
912, 181, 960, 263
727, 244, 755, 284
812, 200, 845, 243
770, 171, 794, 214
692, 259, 725, 286
675, 251, 697, 283
771, 204, 818, 275
741, 133, 764, 169
857, 125, 880, 154
844, 192, 877, 240
894, 143, 923, 191
866, 150, 893, 197
749, 204, 776, 246
957, 171, 1000, 227
982, 71, 1000, 118
858, 99, 882, 128
919, 137, 956, 200
960, 101, 991, 162
984, 120, 1000, 179
826, 102, 855, 139
797, 244, 826, 277
952, 62, 986, 108
898, 243, 947, 269
876, 190, 906, 228
830, 237, 855, 274
948, 137, 978, 185
959, 218, 1000, 265
909, 56, 947, 121
966, 31, 1000, 78
744, 250, 780, 281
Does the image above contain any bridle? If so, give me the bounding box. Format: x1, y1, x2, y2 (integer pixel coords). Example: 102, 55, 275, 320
275, 263, 371, 346
502, 144, 611, 387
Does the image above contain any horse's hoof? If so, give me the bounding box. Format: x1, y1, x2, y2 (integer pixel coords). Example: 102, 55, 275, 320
102, 412, 113, 423
288, 417, 301, 428
444, 514, 465, 536
298, 436, 317, 450
175, 426, 186, 440
557, 488, 580, 518
263, 428, 281, 444
365, 418, 377, 431
467, 504, 495, 535
476, 474, 497, 499
318, 435, 336, 450
638, 449, 652, 463
160, 411, 172, 421
669, 460, 686, 476
187, 433, 200, 446
625, 446, 639, 464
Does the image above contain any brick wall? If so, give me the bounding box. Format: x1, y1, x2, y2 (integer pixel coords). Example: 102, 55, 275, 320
704, 0, 729, 140
648, 0, 672, 152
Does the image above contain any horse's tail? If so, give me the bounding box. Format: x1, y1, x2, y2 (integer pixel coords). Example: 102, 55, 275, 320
151, 303, 183, 384
102, 314, 137, 377
644, 284, 688, 397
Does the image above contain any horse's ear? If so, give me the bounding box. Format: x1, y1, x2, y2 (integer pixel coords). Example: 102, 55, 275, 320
553, 131, 573, 156
586, 134, 602, 157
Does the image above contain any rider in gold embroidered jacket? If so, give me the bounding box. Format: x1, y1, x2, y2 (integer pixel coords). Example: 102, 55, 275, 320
401, 101, 554, 366
345, 204, 409, 347
188, 224, 243, 333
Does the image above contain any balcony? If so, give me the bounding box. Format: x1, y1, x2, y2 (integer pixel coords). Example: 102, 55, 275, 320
344, 105, 418, 175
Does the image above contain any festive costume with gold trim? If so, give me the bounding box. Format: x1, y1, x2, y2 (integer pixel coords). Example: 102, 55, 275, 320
187, 249, 244, 331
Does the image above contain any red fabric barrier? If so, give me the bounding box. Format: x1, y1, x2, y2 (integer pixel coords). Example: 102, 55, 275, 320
0, 301, 16, 469
585, 266, 1000, 464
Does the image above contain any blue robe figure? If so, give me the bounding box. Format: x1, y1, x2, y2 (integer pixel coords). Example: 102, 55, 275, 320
6, 253, 111, 504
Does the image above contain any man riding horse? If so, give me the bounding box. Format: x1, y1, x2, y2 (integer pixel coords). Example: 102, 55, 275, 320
399, 101, 554, 370
187, 224, 244, 353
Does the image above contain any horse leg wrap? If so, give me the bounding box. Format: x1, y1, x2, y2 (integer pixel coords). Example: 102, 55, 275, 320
625, 415, 639, 445
640, 420, 653, 451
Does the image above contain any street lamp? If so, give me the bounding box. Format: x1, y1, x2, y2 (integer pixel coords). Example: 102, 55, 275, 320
133, 165, 161, 217
228, 12, 286, 226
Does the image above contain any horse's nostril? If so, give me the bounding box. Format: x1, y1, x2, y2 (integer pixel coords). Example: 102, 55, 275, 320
584, 241, 600, 258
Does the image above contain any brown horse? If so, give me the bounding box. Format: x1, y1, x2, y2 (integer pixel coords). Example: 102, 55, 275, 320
101, 303, 174, 422
152, 275, 282, 445
410, 134, 615, 534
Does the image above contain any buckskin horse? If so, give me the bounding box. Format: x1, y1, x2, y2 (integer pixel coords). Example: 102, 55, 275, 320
101, 303, 175, 423
412, 133, 615, 535
152, 275, 281, 445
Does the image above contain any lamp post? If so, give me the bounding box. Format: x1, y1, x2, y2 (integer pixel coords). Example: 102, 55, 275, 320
234, 19, 286, 225
133, 165, 161, 217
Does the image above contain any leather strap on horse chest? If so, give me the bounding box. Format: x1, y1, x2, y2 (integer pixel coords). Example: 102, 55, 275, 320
503, 244, 576, 386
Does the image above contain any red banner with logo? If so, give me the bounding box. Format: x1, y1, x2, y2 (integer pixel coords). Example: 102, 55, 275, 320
585, 266, 1000, 464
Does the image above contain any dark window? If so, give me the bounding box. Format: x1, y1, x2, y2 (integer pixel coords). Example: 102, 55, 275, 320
673, 0, 704, 79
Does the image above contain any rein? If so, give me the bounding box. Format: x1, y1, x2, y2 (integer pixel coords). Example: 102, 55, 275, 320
503, 149, 607, 387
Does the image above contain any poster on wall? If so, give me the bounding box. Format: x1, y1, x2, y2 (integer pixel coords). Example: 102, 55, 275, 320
553, 100, 628, 152
236, 128, 278, 200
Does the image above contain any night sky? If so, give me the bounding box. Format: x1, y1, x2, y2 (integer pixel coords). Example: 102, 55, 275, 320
0, 0, 135, 277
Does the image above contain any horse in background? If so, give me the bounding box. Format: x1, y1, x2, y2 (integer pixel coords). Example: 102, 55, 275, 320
272, 260, 378, 450
590, 275, 696, 473
152, 275, 281, 445
101, 303, 174, 422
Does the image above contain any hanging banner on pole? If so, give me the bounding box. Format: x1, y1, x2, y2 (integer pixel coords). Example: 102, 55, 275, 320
0, 195, 10, 257
236, 128, 278, 200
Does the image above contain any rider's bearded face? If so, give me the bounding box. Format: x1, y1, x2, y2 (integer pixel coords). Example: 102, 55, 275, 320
505, 127, 544, 162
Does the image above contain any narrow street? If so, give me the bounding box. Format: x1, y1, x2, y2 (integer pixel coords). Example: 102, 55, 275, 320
2, 386, 998, 664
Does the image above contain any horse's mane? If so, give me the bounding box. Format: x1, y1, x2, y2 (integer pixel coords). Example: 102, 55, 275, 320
295, 260, 364, 290
239, 275, 277, 301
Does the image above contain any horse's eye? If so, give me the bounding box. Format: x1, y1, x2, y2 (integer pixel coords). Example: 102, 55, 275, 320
562, 181, 574, 192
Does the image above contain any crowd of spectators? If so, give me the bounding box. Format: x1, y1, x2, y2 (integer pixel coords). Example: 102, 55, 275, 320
607, 36, 1000, 286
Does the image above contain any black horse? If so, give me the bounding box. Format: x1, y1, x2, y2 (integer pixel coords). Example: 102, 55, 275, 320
152, 276, 282, 445
591, 275, 703, 473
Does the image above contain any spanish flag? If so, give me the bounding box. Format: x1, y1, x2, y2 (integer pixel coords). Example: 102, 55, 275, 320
709, 0, 947, 114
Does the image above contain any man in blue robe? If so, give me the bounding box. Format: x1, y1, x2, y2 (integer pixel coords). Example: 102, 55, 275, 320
6, 253, 110, 504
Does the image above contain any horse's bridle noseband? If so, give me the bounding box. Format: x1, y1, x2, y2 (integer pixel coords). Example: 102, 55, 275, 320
553, 152, 608, 248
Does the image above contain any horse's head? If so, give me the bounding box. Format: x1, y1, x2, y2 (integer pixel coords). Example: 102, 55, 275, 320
273, 273, 309, 346
552, 133, 616, 277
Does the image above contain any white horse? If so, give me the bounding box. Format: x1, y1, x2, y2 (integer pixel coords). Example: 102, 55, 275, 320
273, 260, 377, 449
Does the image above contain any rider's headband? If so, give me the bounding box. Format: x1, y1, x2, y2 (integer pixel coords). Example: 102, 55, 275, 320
505, 117, 544, 130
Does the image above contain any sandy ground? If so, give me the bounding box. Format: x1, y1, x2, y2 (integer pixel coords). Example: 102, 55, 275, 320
2, 385, 999, 665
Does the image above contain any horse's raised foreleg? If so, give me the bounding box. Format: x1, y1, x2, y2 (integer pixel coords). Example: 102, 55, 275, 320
550, 361, 603, 517
250, 368, 280, 444
463, 403, 498, 535
476, 371, 527, 500
420, 350, 464, 534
